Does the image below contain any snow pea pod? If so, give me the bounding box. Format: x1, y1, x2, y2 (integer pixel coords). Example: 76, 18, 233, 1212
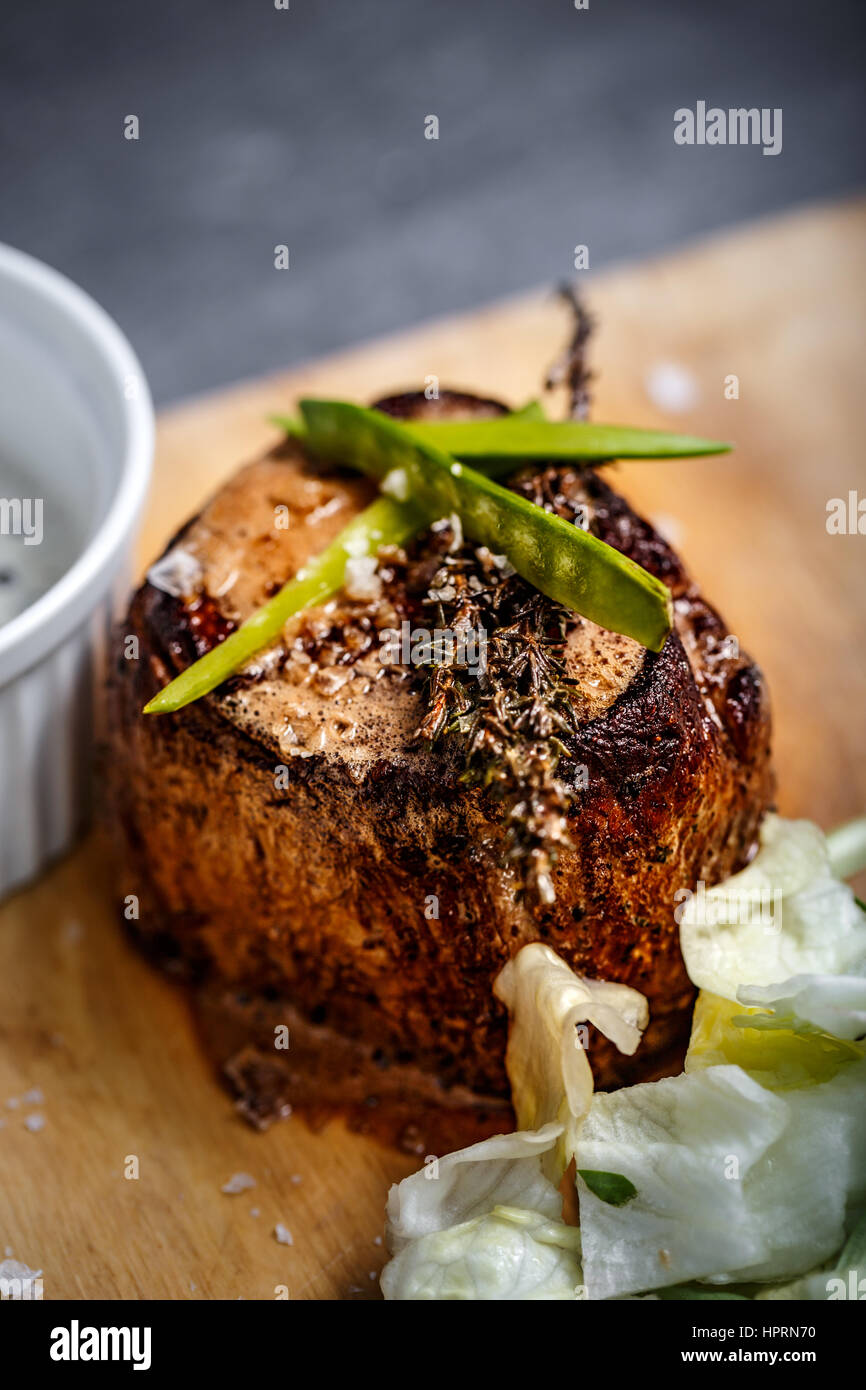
272, 402, 724, 472
143, 494, 425, 714
398, 415, 730, 466
298, 399, 673, 652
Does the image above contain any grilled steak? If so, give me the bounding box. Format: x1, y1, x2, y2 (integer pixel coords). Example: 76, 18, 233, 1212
106, 389, 773, 1154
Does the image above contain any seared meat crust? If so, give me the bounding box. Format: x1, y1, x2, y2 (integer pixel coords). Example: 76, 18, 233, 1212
106, 390, 773, 1151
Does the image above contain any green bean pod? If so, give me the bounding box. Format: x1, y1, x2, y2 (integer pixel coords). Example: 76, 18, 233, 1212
299, 399, 673, 652
395, 415, 729, 466
144, 494, 425, 714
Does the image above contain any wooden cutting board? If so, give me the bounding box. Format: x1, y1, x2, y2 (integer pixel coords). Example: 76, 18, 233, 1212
2, 199, 864, 1301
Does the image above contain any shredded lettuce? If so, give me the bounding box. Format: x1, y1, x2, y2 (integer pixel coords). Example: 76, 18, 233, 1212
737, 973, 866, 1043
385, 1124, 564, 1251
826, 815, 866, 880
575, 820, 866, 1299
576, 1058, 866, 1298
679, 815, 866, 1007
577, 1065, 785, 1297
686, 991, 864, 1089
381, 944, 647, 1301
494, 943, 648, 1177
381, 1123, 583, 1300
381, 1204, 583, 1301
380, 811, 866, 1301
756, 1208, 866, 1300
754, 1268, 839, 1301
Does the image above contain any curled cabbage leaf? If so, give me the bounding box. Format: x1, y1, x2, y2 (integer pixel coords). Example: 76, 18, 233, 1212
494, 943, 648, 1177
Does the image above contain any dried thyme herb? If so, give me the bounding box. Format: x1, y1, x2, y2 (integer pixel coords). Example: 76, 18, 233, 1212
394, 485, 592, 904
545, 284, 595, 421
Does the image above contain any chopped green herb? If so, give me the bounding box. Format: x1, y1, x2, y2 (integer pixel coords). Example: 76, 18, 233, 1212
577, 1169, 638, 1206
409, 542, 581, 902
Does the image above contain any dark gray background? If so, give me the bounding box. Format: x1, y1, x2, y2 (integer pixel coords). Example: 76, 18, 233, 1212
1, 0, 863, 404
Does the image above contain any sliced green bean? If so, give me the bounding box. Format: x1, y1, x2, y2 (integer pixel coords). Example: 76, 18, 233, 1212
398, 415, 730, 465
299, 399, 673, 651
271, 404, 724, 474
269, 400, 548, 467
507, 398, 547, 421
143, 494, 425, 714
146, 397, 682, 715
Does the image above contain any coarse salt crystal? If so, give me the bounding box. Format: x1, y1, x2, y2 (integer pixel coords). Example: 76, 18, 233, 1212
0, 1259, 41, 1287
146, 547, 204, 599
381, 468, 409, 502
221, 1172, 256, 1195
343, 533, 369, 559
344, 555, 381, 601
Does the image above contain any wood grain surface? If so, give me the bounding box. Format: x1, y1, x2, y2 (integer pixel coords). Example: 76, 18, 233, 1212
1, 198, 864, 1300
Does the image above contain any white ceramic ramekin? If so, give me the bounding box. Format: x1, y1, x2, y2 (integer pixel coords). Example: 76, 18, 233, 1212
0, 245, 153, 900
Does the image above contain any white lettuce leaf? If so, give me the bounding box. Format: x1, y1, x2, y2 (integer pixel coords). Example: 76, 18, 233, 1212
385, 1123, 564, 1252
686, 990, 864, 1090
755, 1269, 838, 1300
381, 1122, 582, 1300
679, 814, 866, 1004
704, 1060, 866, 1283
577, 1065, 786, 1298
737, 972, 866, 1043
380, 1204, 582, 1301
494, 943, 648, 1177
758, 1208, 866, 1300
826, 815, 866, 880
576, 1059, 866, 1299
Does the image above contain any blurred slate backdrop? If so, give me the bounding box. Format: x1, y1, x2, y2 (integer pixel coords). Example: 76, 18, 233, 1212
1, 0, 864, 404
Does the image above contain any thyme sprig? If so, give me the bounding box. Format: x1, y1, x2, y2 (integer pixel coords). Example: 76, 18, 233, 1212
408, 525, 585, 904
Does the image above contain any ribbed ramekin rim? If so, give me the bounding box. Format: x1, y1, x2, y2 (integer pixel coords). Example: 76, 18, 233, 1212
0, 243, 154, 682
